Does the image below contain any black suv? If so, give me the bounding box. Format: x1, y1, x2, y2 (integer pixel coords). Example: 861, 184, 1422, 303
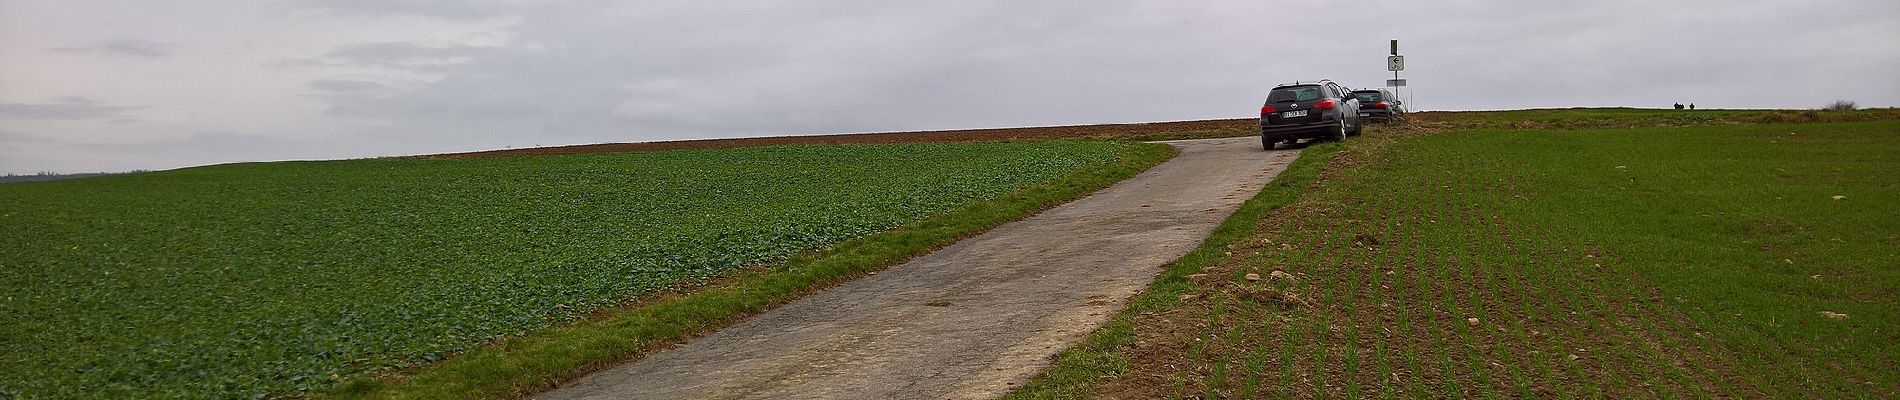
1350, 88, 1405, 123
1260, 80, 1361, 149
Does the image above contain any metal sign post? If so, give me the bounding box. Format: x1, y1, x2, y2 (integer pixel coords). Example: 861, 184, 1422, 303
1386, 39, 1409, 110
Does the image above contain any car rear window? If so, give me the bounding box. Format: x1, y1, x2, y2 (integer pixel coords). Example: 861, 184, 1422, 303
1352, 92, 1382, 102
1268, 86, 1322, 103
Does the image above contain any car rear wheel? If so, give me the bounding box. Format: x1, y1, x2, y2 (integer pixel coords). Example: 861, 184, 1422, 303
1332, 120, 1348, 142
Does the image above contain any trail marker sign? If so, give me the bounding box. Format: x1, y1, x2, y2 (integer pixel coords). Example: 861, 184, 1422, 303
1387, 55, 1405, 72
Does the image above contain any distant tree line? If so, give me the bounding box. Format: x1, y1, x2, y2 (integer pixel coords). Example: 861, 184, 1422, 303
0, 171, 146, 183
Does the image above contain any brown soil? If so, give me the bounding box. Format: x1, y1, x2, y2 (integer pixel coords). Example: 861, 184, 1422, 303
418, 108, 1900, 160
422, 119, 1256, 159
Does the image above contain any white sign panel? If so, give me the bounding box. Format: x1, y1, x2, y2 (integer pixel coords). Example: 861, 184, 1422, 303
1387, 55, 1405, 71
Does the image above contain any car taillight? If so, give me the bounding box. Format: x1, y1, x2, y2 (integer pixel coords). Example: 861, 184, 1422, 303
1260, 105, 1277, 115
1314, 99, 1336, 110
1373, 101, 1388, 109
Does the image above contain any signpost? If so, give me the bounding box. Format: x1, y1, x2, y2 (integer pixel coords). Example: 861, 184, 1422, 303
1386, 39, 1410, 109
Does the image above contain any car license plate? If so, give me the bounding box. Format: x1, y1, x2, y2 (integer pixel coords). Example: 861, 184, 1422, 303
1283, 110, 1307, 118
1359, 112, 1370, 117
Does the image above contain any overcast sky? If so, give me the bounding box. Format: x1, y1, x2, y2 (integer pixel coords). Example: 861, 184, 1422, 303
3, 1, 1897, 174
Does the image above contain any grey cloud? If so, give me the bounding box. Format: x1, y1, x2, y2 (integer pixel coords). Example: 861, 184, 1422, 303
0, 130, 25, 156
302, 0, 1900, 160
48, 39, 170, 58
281, 41, 497, 70
0, 130, 328, 174
293, 0, 525, 20
9, 0, 1900, 175
311, 2, 1324, 146
0, 97, 142, 121
325, 42, 491, 65
308, 79, 393, 93
0, 129, 31, 142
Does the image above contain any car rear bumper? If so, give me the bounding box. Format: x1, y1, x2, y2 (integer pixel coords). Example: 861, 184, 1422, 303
1260, 120, 1338, 141
1358, 109, 1396, 121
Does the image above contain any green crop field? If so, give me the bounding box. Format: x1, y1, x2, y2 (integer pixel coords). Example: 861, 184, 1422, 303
0, 141, 1138, 398
1013, 111, 1900, 398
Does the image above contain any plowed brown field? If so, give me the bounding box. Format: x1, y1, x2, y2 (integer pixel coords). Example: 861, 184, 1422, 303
429, 119, 1254, 158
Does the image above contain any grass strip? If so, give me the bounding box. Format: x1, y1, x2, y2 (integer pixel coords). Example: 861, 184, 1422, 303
1002, 141, 1343, 399
323, 141, 1175, 399
1029, 117, 1899, 398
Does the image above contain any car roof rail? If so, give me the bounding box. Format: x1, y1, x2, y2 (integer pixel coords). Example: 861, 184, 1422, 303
1276, 79, 1335, 87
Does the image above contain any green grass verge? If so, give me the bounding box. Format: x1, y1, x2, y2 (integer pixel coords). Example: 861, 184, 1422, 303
1447, 120, 1900, 396
1002, 141, 1343, 399
1010, 114, 1900, 398
0, 140, 1165, 399
319, 141, 1175, 399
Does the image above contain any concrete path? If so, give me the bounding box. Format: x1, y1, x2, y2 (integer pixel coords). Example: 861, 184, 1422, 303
538, 137, 1300, 400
